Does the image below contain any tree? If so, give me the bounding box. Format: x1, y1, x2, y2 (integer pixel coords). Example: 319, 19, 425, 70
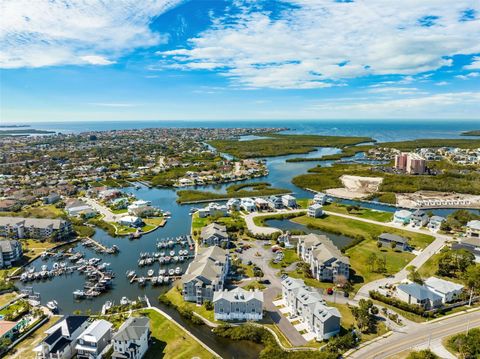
407, 265, 423, 284
204, 300, 213, 311
367, 253, 377, 272
464, 264, 480, 295
437, 249, 475, 277
406, 349, 439, 359
351, 299, 378, 333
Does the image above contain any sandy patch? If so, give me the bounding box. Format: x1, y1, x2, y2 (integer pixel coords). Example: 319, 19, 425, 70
397, 191, 480, 209
326, 175, 384, 199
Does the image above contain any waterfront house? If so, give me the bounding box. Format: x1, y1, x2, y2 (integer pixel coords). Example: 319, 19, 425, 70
466, 220, 480, 238
281, 194, 297, 208
0, 320, 23, 340
66, 200, 96, 218
393, 210, 412, 224
127, 200, 152, 212
33, 316, 90, 359
267, 195, 283, 210
226, 198, 241, 211
396, 283, 442, 309
129, 206, 157, 218
254, 198, 269, 211
378, 233, 409, 251
213, 287, 263, 321
112, 317, 150, 359
0, 217, 72, 240
410, 210, 429, 227
240, 198, 256, 212
452, 237, 480, 262
313, 193, 328, 205
200, 223, 229, 247
307, 203, 324, 218
428, 216, 445, 231
424, 277, 464, 304
297, 234, 350, 282
182, 246, 229, 304
0, 239, 23, 268
278, 232, 294, 248
75, 319, 113, 359
281, 277, 341, 340
198, 203, 229, 218
118, 216, 143, 228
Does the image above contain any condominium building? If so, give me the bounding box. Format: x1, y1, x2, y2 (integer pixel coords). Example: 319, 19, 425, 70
213, 287, 263, 321
394, 152, 426, 174
0, 217, 72, 240
0, 240, 23, 268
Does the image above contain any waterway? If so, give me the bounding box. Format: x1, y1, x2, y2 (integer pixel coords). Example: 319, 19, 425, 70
14, 139, 479, 358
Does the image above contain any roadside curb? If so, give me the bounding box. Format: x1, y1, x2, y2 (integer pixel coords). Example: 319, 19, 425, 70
343, 331, 393, 357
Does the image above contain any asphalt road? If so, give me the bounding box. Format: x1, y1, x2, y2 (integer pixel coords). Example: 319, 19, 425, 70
349, 310, 480, 358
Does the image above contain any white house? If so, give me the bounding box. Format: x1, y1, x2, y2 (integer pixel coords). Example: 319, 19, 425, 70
424, 277, 464, 304
307, 203, 323, 218
198, 203, 229, 218
118, 216, 143, 228
75, 320, 113, 359
33, 316, 90, 359
226, 198, 241, 211
213, 287, 263, 321
127, 200, 151, 212
393, 210, 412, 224
410, 210, 429, 227
466, 220, 480, 238
240, 198, 256, 212
112, 317, 150, 359
281, 194, 297, 208
313, 193, 327, 205
396, 282, 442, 309
428, 216, 445, 232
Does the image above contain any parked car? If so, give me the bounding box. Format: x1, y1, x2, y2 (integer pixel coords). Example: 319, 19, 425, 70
327, 288, 334, 295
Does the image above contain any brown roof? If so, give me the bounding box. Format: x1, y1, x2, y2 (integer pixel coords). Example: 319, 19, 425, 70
0, 320, 17, 337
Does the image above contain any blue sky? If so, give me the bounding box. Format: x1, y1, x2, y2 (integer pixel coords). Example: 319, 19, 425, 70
1, 0, 480, 123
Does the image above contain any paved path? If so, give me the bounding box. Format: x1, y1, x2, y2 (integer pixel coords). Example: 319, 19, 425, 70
243, 209, 305, 236
82, 197, 120, 222
349, 309, 480, 358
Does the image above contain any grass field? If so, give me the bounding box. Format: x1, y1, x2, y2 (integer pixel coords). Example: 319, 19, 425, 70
140, 309, 214, 359
269, 248, 299, 269
0, 204, 65, 219
0, 292, 17, 307
9, 315, 60, 359
324, 203, 393, 222
292, 214, 434, 249
164, 285, 215, 323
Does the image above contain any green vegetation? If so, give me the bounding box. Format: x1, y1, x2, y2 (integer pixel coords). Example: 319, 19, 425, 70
324, 203, 393, 222
375, 192, 397, 204
285, 144, 374, 162
447, 328, 480, 359
0, 299, 30, 321
381, 138, 480, 150
140, 309, 213, 359
406, 350, 439, 359
269, 249, 299, 269
370, 291, 426, 316
162, 285, 215, 323
209, 133, 373, 158
0, 129, 55, 136
253, 212, 305, 227
0, 292, 17, 307
243, 280, 267, 290
177, 182, 290, 203
88, 218, 117, 237
461, 130, 480, 136
0, 204, 65, 219
292, 162, 480, 195
441, 209, 480, 232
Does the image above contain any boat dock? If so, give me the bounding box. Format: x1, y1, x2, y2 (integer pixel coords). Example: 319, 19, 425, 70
82, 237, 119, 254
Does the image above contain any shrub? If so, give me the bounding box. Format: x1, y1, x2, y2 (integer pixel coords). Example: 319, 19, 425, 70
369, 291, 425, 315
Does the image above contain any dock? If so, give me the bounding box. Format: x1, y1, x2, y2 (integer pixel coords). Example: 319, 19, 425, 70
82, 237, 119, 254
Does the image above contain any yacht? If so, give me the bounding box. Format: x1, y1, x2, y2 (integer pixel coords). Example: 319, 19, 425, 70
126, 270, 135, 278
73, 289, 86, 298
46, 300, 58, 313
175, 267, 182, 275
120, 297, 130, 306
147, 269, 154, 277
168, 268, 175, 276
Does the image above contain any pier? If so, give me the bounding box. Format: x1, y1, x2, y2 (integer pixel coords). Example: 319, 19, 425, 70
82, 237, 119, 254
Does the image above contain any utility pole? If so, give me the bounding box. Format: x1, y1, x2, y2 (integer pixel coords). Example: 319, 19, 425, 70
468, 287, 473, 307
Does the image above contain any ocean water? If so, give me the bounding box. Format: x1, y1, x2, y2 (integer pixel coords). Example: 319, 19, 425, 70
7, 119, 480, 142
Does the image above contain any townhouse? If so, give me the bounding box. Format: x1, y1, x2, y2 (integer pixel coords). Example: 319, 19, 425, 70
112, 317, 150, 359
75, 320, 113, 359
0, 217, 72, 240
213, 287, 263, 321
200, 223, 229, 247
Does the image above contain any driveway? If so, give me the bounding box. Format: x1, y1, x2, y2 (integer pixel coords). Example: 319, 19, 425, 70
243, 209, 305, 236
82, 197, 121, 222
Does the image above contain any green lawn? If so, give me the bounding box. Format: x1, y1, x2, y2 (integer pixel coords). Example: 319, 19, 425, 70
164, 285, 215, 323
269, 248, 299, 269
111, 208, 128, 214
0, 204, 65, 219
324, 202, 393, 222
0, 292, 17, 307
140, 309, 214, 359
243, 280, 266, 290
292, 214, 434, 249
417, 251, 469, 285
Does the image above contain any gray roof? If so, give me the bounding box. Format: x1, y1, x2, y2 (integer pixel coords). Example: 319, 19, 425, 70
300, 234, 349, 265
0, 240, 21, 254
113, 317, 149, 341
200, 222, 228, 240
281, 277, 305, 291
397, 283, 442, 301
379, 233, 408, 245
78, 319, 112, 342
0, 216, 67, 230
182, 246, 228, 284
313, 302, 341, 323
213, 287, 263, 303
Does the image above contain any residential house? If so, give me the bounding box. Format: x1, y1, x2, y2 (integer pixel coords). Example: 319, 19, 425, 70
0, 320, 23, 340
75, 320, 113, 359
424, 277, 464, 304
213, 287, 263, 321
127, 200, 152, 212
43, 193, 61, 204
200, 223, 229, 247
428, 216, 445, 231
281, 194, 297, 208
240, 198, 256, 212
182, 246, 229, 304
112, 317, 150, 359
410, 210, 429, 227
393, 210, 412, 224
267, 195, 283, 210
307, 203, 323, 218
0, 199, 21, 212
378, 233, 409, 251
466, 220, 480, 238
254, 198, 269, 211
396, 283, 442, 309
226, 198, 241, 211
0, 217, 72, 240
33, 316, 90, 359
297, 234, 350, 282
313, 193, 328, 205
66, 200, 96, 218
118, 216, 143, 228
197, 203, 229, 218
129, 206, 157, 218
452, 237, 480, 262
281, 277, 341, 340
0, 240, 23, 268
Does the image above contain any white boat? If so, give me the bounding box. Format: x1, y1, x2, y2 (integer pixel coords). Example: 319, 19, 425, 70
52, 263, 59, 270
173, 256, 179, 262
175, 267, 181, 275
138, 277, 146, 286
46, 300, 58, 312
41, 252, 48, 260
163, 276, 170, 284
126, 270, 135, 278
151, 277, 158, 285
28, 266, 35, 273
158, 275, 163, 283
102, 300, 113, 314
41, 265, 48, 271
179, 256, 184, 262
168, 268, 174, 276
120, 297, 130, 306
158, 269, 166, 275
147, 269, 154, 277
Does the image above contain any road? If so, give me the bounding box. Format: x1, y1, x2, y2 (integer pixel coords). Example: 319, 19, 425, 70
349, 310, 480, 358
243, 209, 305, 236
82, 197, 121, 222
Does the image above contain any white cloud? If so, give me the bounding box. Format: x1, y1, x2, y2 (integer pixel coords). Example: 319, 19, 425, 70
464, 56, 480, 70
367, 87, 424, 95
88, 102, 139, 107
0, 0, 181, 68
435, 81, 449, 86
160, 0, 480, 89
456, 72, 480, 80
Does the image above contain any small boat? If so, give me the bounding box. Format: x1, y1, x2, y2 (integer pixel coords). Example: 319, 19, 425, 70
175, 267, 181, 275
41, 265, 48, 271
168, 268, 174, 276
41, 252, 48, 260
126, 270, 135, 278
159, 269, 166, 275
120, 297, 130, 306
151, 277, 158, 285
163, 276, 170, 284
179, 256, 184, 262
158, 257, 165, 264
147, 269, 154, 277
158, 275, 163, 283
20, 273, 28, 282
173, 256, 179, 262
164, 256, 171, 263
169, 250, 175, 256
138, 277, 146, 286
73, 289, 86, 298
28, 266, 35, 273
46, 300, 58, 312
